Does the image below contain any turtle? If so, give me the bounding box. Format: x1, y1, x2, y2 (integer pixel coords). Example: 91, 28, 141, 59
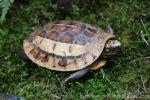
21, 20, 121, 86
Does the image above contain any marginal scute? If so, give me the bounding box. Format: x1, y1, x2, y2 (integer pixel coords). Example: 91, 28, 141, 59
84, 53, 94, 63
47, 54, 55, 67
45, 24, 53, 30
38, 30, 47, 37
23, 20, 115, 71
29, 48, 39, 59
58, 58, 67, 67
87, 42, 103, 56
34, 35, 43, 44
37, 51, 46, 61
76, 56, 85, 67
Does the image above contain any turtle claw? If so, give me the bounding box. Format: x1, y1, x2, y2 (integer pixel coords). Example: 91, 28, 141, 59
20, 50, 29, 61
63, 68, 93, 87
106, 24, 114, 35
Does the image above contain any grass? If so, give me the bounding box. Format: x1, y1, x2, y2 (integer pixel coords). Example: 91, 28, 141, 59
0, 0, 150, 99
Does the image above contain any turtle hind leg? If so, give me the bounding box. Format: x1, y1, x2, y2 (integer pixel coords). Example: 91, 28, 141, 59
63, 68, 94, 87
20, 50, 29, 61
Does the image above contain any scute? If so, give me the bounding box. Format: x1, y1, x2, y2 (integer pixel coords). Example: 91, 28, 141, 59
23, 20, 115, 71
38, 20, 102, 45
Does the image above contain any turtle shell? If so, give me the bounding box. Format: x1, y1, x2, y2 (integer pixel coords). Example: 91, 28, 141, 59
23, 20, 115, 71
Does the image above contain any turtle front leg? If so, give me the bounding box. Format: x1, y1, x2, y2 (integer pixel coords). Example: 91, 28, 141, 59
90, 60, 107, 70
63, 68, 93, 87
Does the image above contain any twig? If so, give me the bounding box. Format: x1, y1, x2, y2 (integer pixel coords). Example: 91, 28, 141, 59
140, 18, 149, 37
140, 75, 147, 93
140, 30, 149, 46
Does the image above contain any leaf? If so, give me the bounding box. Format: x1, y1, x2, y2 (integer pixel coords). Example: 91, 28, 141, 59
0, 0, 14, 23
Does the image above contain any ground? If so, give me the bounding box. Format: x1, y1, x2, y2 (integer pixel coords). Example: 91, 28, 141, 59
0, 0, 150, 99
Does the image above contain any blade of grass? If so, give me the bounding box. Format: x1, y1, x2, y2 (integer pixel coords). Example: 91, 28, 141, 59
140, 18, 149, 46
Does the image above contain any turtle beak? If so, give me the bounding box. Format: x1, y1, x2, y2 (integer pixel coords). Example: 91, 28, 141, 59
111, 40, 121, 55
108, 40, 121, 54
105, 40, 121, 49
112, 40, 121, 48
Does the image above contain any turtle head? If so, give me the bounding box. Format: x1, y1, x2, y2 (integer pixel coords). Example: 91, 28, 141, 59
102, 39, 121, 58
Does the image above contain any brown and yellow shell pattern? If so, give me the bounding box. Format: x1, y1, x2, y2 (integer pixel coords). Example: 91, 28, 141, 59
23, 20, 115, 71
